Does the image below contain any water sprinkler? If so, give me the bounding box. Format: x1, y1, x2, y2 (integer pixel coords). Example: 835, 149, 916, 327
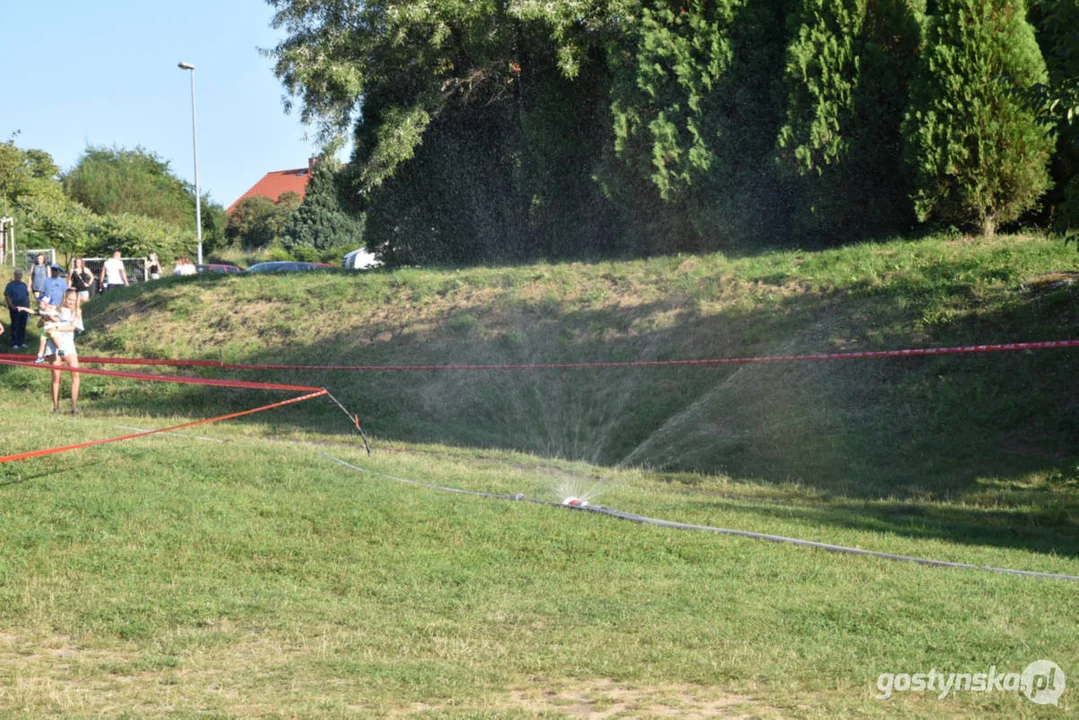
563, 497, 590, 508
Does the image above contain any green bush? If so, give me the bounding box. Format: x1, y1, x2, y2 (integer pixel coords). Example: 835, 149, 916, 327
227, 193, 302, 250
266, 243, 296, 262
605, 0, 790, 248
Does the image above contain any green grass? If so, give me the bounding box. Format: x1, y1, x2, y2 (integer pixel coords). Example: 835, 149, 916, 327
0, 407, 1075, 718
0, 231, 1076, 717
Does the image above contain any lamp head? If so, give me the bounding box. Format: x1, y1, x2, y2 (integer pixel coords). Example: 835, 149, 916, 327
178, 62, 195, 70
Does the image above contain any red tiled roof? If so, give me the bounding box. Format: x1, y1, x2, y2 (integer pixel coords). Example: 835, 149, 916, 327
227, 167, 313, 213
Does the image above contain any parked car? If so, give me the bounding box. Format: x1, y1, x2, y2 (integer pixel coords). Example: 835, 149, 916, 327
342, 247, 383, 270
244, 261, 336, 274
196, 263, 243, 274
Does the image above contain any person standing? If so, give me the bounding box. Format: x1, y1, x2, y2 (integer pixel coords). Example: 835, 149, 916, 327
146, 253, 162, 280
3, 269, 30, 349
99, 250, 129, 293
46, 289, 83, 415
69, 258, 94, 301
41, 264, 68, 306
29, 253, 48, 300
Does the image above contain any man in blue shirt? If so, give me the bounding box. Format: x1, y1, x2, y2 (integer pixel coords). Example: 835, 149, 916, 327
4, 269, 31, 349
41, 264, 68, 306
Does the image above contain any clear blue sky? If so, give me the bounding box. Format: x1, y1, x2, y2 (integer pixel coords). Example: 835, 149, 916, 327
3, 0, 334, 209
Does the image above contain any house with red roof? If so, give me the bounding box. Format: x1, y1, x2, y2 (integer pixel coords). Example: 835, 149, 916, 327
227, 158, 317, 213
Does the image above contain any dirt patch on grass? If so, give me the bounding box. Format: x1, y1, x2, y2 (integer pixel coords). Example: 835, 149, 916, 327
503, 679, 783, 718
1020, 271, 1078, 298
1, 634, 780, 719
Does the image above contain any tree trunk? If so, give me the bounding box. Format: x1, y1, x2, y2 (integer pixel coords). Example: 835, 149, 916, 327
982, 214, 996, 237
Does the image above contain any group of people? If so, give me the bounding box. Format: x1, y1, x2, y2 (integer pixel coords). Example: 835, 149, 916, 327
2, 249, 134, 414
22, 251, 130, 305
172, 256, 197, 276
4, 258, 86, 414
2, 250, 199, 414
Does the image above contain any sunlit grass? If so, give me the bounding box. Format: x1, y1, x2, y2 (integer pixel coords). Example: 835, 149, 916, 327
0, 401, 1075, 717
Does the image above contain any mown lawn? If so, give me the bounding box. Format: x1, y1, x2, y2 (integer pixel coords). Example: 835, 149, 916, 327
0, 388, 1074, 718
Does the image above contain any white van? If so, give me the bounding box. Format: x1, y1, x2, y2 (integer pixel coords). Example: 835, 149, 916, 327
342, 247, 383, 270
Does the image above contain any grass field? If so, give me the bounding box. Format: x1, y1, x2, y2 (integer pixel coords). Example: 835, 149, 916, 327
0, 232, 1076, 717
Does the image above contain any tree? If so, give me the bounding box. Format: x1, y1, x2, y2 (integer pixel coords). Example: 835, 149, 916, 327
266, 0, 1077, 252
282, 157, 364, 252
358, 103, 529, 265
775, 0, 924, 238
602, 0, 790, 249
1030, 0, 1079, 237
902, 0, 1055, 236
64, 146, 227, 251
199, 198, 228, 254
1, 138, 87, 252
267, 0, 627, 147
226, 192, 302, 249
353, 27, 620, 265
0, 136, 63, 213
267, 0, 629, 263
1, 138, 197, 260
65, 147, 191, 225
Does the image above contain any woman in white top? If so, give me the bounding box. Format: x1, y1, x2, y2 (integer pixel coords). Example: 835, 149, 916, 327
46, 289, 84, 415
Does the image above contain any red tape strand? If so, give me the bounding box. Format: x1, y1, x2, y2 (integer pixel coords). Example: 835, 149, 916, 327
214, 339, 1079, 370
0, 390, 327, 464
0, 358, 332, 465
1, 340, 1073, 463
2, 339, 1075, 372
0, 357, 320, 392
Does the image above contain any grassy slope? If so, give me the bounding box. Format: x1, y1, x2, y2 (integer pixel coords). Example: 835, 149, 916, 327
77, 233, 1078, 498
0, 232, 1076, 717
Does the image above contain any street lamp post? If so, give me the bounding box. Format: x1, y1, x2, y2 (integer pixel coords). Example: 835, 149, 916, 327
178, 61, 203, 265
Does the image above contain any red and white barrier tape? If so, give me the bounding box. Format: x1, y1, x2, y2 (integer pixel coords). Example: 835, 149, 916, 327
2, 339, 1076, 372
0, 390, 327, 464
0, 339, 1073, 463
0, 358, 332, 465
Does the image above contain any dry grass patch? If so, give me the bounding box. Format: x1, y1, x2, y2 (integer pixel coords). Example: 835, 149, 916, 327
502, 679, 779, 719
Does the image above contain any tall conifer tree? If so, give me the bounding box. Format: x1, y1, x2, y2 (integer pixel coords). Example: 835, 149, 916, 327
605, 0, 789, 248
283, 158, 364, 252
775, 0, 924, 238
1031, 0, 1079, 232
903, 0, 1054, 236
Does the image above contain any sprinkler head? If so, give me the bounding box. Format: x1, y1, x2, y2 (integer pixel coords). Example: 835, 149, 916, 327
563, 497, 589, 508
